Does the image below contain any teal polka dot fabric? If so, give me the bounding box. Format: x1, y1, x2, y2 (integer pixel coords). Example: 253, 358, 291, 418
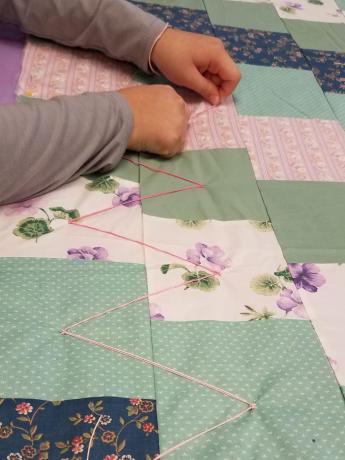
0, 258, 155, 400
151, 320, 345, 459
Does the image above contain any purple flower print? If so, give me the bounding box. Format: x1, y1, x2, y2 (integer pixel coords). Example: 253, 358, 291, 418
286, 2, 303, 9
186, 243, 230, 273
149, 303, 165, 321
67, 246, 108, 260
277, 287, 308, 319
112, 186, 140, 208
3, 198, 41, 216
288, 263, 326, 293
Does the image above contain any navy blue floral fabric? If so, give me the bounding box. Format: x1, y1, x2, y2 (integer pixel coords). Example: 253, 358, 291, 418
131, 1, 214, 35
302, 49, 345, 94
213, 25, 309, 70
0, 397, 159, 460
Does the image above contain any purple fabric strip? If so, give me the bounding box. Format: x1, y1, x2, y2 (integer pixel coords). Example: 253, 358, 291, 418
0, 23, 25, 105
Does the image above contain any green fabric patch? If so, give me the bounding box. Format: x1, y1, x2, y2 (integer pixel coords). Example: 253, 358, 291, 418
284, 20, 345, 52
111, 153, 140, 182
151, 320, 345, 459
325, 92, 345, 129
258, 180, 345, 263
336, 0, 345, 9
204, 0, 287, 32
233, 64, 336, 119
135, 0, 205, 9
0, 258, 155, 400
139, 149, 268, 221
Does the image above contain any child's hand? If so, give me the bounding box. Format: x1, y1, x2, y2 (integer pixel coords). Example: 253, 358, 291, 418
151, 29, 241, 106
118, 85, 189, 157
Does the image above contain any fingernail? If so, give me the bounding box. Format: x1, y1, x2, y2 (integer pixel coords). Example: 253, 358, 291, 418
210, 95, 219, 106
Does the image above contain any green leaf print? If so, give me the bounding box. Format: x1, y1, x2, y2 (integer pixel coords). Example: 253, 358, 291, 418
49, 207, 80, 220
250, 220, 273, 232
241, 305, 274, 321
182, 270, 219, 292
176, 219, 208, 229
274, 267, 293, 282
85, 175, 119, 193
13, 217, 53, 241
250, 273, 281, 296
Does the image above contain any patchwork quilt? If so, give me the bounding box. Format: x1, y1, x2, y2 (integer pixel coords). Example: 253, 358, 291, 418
1, 0, 345, 459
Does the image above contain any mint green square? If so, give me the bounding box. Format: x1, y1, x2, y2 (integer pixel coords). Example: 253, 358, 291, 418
258, 180, 345, 263
284, 20, 345, 52
233, 64, 336, 119
326, 92, 345, 129
204, 0, 287, 32
152, 321, 345, 459
140, 149, 268, 221
0, 258, 155, 400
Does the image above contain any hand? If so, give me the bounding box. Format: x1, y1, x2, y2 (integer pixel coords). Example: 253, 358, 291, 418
118, 85, 189, 157
151, 28, 241, 106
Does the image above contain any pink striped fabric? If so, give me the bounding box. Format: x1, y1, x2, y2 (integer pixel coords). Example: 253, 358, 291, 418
238, 116, 345, 181
16, 38, 345, 182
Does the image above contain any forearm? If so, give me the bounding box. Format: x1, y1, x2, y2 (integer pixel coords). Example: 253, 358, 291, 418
0, 0, 166, 72
0, 93, 132, 205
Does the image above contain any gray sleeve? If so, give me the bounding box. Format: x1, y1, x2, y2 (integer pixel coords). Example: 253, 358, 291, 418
0, 0, 166, 73
0, 92, 133, 205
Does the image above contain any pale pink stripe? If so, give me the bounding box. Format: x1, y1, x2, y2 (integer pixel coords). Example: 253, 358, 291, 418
88, 55, 98, 92
16, 40, 34, 95
41, 46, 58, 99
289, 118, 316, 179
269, 118, 294, 180
248, 117, 269, 179
65, 50, 78, 96
311, 120, 342, 181
225, 99, 244, 147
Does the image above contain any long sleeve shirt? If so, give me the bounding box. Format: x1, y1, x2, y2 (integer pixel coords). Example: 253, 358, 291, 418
0, 0, 166, 204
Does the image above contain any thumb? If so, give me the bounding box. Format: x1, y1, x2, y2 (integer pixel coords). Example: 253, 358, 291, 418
184, 66, 220, 105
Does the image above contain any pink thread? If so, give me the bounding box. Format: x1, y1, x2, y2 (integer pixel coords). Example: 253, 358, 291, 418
63, 274, 216, 332
70, 184, 202, 223
70, 221, 218, 275
123, 156, 204, 187
86, 414, 102, 460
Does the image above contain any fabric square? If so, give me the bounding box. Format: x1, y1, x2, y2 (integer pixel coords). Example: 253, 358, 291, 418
258, 180, 345, 262
142, 215, 308, 322
152, 320, 345, 458
233, 64, 336, 119
238, 116, 345, 181
204, 0, 287, 32
0, 167, 144, 263
131, 1, 214, 34
139, 149, 268, 221
284, 19, 345, 51
272, 0, 345, 23
291, 263, 345, 387
17, 37, 136, 99
0, 397, 159, 460
303, 49, 345, 93
214, 25, 309, 69
0, 258, 155, 399
326, 91, 345, 128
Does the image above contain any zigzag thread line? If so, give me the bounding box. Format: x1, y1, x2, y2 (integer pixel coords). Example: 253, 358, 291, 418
63, 158, 256, 458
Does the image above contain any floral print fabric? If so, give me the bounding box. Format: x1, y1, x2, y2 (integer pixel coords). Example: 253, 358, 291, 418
214, 25, 309, 70
0, 397, 159, 460
302, 49, 345, 94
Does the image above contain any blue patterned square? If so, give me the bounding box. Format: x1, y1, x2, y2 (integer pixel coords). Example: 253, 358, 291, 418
303, 49, 345, 94
131, 1, 214, 35
214, 25, 309, 70
0, 397, 159, 460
